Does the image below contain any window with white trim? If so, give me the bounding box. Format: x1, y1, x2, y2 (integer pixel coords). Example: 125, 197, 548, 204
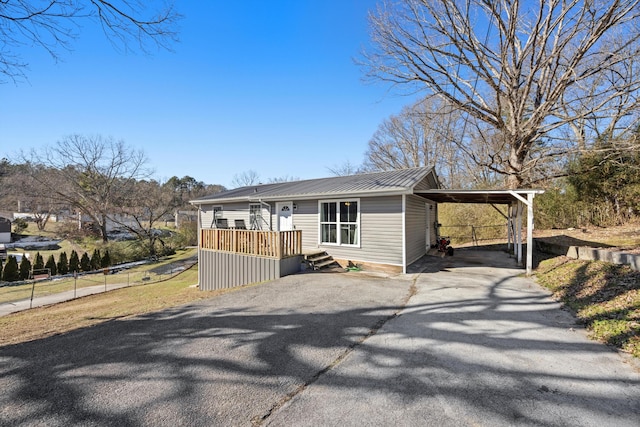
249, 203, 263, 230
319, 199, 359, 246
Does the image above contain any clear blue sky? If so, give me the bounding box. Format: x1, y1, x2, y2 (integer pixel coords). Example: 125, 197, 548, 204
0, 1, 417, 188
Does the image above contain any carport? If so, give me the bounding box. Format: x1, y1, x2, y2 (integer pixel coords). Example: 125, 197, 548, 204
415, 189, 544, 275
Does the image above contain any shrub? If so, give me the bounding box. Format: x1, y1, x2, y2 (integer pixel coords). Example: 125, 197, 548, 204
101, 250, 111, 268
33, 252, 45, 270
90, 249, 102, 270
80, 252, 91, 271
19, 256, 32, 280
2, 256, 19, 282
69, 250, 80, 273
12, 218, 28, 234
45, 254, 57, 276
57, 252, 69, 275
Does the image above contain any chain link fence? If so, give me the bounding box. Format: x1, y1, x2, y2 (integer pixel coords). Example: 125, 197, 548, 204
0, 256, 197, 310
438, 224, 508, 246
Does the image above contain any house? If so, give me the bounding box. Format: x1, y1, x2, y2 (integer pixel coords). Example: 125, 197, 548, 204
191, 167, 442, 290
0, 217, 11, 244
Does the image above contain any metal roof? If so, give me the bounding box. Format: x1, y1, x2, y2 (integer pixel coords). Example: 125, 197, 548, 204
191, 167, 437, 204
415, 189, 545, 204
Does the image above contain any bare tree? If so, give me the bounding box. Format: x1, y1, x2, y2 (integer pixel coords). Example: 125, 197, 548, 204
267, 175, 299, 183
231, 170, 261, 188
363, 97, 475, 187
112, 179, 176, 256
363, 0, 640, 188
326, 160, 366, 176
25, 134, 150, 242
0, 0, 180, 82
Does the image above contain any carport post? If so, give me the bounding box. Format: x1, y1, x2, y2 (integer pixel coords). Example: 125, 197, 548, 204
526, 192, 534, 276
509, 191, 536, 275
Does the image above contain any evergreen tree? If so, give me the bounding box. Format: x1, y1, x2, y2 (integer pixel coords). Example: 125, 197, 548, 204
19, 256, 32, 280
69, 250, 80, 273
80, 252, 91, 272
2, 256, 19, 282
101, 250, 111, 268
33, 252, 45, 270
45, 254, 57, 276
57, 252, 69, 275
44, 254, 58, 276
91, 249, 102, 270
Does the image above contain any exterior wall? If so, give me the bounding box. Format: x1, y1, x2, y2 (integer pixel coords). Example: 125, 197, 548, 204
198, 249, 302, 290
317, 195, 404, 267
200, 202, 272, 230
0, 217, 10, 244
289, 199, 318, 249
405, 195, 428, 265
199, 195, 406, 269
414, 173, 438, 191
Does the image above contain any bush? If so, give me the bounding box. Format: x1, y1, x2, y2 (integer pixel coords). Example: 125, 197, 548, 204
101, 250, 111, 268
33, 252, 45, 270
90, 249, 102, 270
19, 256, 32, 280
80, 252, 91, 271
45, 254, 57, 276
2, 256, 19, 282
12, 218, 28, 234
57, 252, 69, 275
69, 250, 80, 273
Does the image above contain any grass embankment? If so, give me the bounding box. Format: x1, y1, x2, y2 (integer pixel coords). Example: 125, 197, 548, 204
0, 258, 236, 347
0, 248, 198, 304
536, 257, 640, 357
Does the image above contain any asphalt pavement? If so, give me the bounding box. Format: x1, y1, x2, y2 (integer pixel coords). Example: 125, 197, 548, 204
0, 249, 638, 426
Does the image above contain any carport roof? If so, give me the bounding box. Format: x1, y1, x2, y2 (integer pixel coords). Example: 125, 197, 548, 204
415, 189, 544, 204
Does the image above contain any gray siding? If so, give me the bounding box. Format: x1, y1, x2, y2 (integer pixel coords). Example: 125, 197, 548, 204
405, 195, 427, 265
291, 199, 318, 249
319, 195, 404, 266
200, 202, 272, 230
198, 249, 302, 290
414, 174, 438, 191
201, 195, 409, 269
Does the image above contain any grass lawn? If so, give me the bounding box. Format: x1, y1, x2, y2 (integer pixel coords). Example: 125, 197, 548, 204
0, 248, 197, 304
535, 257, 640, 358
0, 263, 245, 347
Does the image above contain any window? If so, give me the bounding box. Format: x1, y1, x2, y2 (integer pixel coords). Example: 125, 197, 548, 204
249, 203, 264, 230
212, 206, 223, 219
319, 200, 359, 246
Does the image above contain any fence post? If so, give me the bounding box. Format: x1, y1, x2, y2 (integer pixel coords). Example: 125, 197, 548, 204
30, 281, 36, 309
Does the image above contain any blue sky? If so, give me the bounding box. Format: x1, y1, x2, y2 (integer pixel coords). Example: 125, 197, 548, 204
0, 1, 418, 188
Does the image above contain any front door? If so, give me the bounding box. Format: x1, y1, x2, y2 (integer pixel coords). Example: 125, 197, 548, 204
276, 202, 293, 231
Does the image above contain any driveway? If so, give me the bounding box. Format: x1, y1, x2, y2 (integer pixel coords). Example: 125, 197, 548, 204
0, 249, 638, 426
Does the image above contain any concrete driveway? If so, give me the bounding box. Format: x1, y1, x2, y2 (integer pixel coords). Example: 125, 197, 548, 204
1, 249, 638, 426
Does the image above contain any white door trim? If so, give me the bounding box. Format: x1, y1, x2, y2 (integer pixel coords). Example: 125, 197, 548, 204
276, 201, 293, 231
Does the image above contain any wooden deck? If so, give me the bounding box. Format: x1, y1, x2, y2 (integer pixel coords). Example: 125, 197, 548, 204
200, 229, 302, 259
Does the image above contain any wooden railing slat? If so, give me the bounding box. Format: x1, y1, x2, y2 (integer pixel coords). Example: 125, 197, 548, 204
200, 229, 301, 258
